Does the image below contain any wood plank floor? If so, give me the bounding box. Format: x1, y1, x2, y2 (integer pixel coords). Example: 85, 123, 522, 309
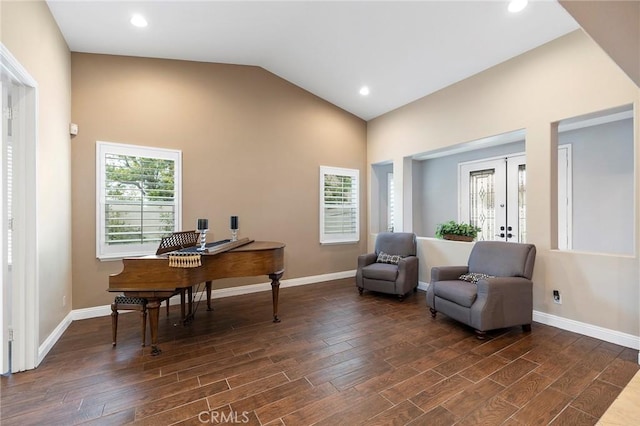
1, 278, 638, 425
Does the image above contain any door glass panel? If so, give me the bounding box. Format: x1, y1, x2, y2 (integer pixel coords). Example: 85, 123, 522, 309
469, 169, 495, 241
517, 164, 526, 243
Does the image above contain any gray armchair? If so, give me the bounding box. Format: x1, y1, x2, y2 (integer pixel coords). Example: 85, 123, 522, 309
356, 232, 418, 300
426, 241, 536, 338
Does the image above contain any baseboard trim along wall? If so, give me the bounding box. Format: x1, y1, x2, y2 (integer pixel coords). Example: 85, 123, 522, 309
532, 310, 640, 351
37, 270, 356, 363
39, 274, 639, 365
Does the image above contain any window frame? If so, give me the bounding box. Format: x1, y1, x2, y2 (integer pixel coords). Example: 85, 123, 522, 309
96, 141, 182, 260
319, 165, 359, 244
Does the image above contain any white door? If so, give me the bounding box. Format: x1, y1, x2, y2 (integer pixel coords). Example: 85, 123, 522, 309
460, 154, 525, 242
1, 45, 38, 372
1, 79, 14, 374
460, 148, 570, 245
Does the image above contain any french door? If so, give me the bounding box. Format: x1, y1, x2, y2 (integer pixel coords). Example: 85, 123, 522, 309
459, 148, 570, 246
460, 154, 526, 242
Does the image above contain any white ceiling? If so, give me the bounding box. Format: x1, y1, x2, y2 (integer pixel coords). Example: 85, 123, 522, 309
46, 1, 580, 121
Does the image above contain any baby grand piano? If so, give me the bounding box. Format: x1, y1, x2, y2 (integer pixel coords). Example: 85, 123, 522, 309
108, 231, 285, 355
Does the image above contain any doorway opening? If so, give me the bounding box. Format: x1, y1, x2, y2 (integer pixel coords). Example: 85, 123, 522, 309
1, 44, 39, 373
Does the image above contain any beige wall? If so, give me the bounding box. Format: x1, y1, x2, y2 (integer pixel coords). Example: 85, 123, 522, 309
71, 53, 367, 309
368, 30, 640, 336
1, 1, 72, 344
560, 0, 640, 88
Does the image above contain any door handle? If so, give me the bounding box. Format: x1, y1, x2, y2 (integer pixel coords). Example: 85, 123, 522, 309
495, 233, 505, 238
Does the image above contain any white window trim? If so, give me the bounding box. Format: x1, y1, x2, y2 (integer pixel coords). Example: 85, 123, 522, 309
96, 141, 182, 260
319, 165, 359, 244
387, 172, 394, 232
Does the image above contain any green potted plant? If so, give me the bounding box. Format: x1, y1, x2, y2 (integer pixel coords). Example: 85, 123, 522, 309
435, 220, 480, 242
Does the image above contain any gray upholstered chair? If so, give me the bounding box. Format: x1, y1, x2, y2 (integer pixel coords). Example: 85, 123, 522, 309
356, 232, 418, 300
426, 241, 536, 339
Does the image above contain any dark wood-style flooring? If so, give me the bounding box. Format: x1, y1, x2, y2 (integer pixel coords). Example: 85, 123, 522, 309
1, 278, 639, 425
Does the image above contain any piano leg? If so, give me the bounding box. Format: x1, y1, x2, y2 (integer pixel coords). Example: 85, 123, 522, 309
269, 270, 284, 323
206, 281, 213, 311
180, 290, 186, 320
188, 287, 193, 318
147, 299, 162, 356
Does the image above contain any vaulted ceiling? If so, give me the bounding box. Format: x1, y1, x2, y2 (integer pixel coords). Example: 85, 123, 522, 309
47, 1, 579, 120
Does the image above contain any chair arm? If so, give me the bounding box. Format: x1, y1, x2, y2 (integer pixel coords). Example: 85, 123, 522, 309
396, 256, 418, 293
471, 277, 533, 331
431, 265, 469, 282
357, 253, 378, 268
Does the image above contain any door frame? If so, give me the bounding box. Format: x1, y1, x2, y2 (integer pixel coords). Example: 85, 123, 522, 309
458, 146, 572, 245
1, 44, 39, 373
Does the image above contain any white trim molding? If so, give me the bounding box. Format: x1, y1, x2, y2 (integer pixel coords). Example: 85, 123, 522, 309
39, 270, 355, 362
39, 274, 640, 366
70, 270, 357, 322
1, 43, 39, 373
38, 312, 72, 365
533, 310, 640, 351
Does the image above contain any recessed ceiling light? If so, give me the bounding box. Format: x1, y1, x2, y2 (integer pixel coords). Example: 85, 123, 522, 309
508, 0, 528, 13
359, 86, 370, 96
130, 14, 148, 28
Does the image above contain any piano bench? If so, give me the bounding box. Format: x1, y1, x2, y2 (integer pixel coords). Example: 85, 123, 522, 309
111, 296, 148, 347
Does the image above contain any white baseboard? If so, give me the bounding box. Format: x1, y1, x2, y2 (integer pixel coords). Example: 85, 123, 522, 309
70, 269, 357, 322
37, 270, 355, 363
533, 310, 640, 351
38, 311, 73, 365
421, 281, 637, 351
40, 273, 639, 365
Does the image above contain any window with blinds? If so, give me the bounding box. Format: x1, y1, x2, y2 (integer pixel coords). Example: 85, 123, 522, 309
96, 142, 182, 259
319, 166, 359, 244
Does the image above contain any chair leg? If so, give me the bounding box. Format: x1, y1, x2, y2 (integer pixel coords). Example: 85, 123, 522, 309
111, 303, 118, 346
429, 308, 437, 318
398, 294, 405, 302
475, 330, 487, 340
522, 324, 532, 332
358, 287, 363, 295
111, 297, 146, 347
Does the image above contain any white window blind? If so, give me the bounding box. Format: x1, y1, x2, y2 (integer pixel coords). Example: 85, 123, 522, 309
96, 141, 182, 259
320, 166, 359, 244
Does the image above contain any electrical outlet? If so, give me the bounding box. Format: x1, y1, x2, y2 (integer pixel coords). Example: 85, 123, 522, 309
63, 295, 67, 307
553, 290, 562, 304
